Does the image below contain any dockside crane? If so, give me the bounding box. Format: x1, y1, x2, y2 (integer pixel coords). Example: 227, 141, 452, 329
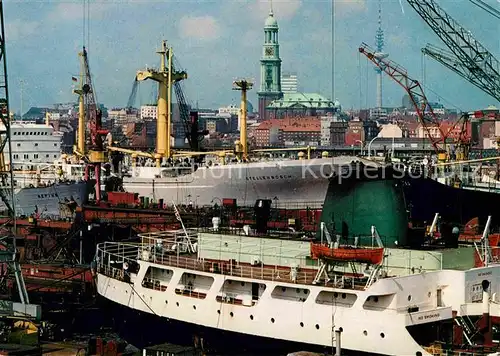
0, 0, 40, 316
172, 57, 208, 153
359, 42, 471, 160
359, 43, 445, 154
73, 47, 109, 203
406, 0, 500, 103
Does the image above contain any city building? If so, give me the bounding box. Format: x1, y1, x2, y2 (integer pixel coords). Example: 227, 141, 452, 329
320, 115, 348, 147
266, 93, 338, 118
257, 7, 283, 121
378, 123, 403, 138
345, 119, 365, 146
140, 105, 157, 120
281, 72, 298, 93
254, 117, 320, 147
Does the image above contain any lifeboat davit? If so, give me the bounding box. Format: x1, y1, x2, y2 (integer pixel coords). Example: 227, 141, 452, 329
310, 243, 384, 265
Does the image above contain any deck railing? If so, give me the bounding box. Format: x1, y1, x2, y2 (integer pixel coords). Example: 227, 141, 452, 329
96, 241, 322, 286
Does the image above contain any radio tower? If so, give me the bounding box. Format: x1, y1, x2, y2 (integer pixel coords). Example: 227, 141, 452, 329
374, 0, 388, 112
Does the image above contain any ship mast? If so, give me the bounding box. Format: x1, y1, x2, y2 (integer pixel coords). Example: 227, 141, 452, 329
136, 40, 187, 166
232, 79, 254, 161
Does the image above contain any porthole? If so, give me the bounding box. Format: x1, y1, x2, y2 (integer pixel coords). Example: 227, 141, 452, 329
271, 318, 275, 323
339, 327, 343, 332
341, 293, 346, 299
408, 295, 412, 301
303, 290, 308, 295
165, 300, 168, 304
296, 288, 300, 293
193, 305, 196, 310
230, 312, 234, 317
315, 324, 320, 330
217, 310, 220, 314
282, 287, 286, 292
428, 291, 431, 297
250, 315, 254, 320
333, 292, 338, 298
380, 332, 385, 338
300, 322, 304, 327
374, 296, 379, 303
363, 330, 367, 336
241, 282, 245, 286
176, 302, 179, 306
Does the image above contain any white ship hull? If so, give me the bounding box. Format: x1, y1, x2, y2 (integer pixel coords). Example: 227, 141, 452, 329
95, 240, 500, 355
123, 157, 368, 207
0, 180, 88, 217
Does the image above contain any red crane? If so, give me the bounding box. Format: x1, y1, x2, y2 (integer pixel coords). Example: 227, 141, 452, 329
80, 47, 108, 203
359, 42, 472, 159
359, 42, 446, 154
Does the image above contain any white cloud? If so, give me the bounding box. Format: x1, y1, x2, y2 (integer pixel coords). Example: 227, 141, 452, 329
178, 16, 221, 41
47, 2, 114, 22
5, 19, 39, 42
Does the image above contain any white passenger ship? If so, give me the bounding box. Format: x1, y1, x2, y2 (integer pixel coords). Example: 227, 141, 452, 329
95, 225, 500, 355
0, 121, 87, 217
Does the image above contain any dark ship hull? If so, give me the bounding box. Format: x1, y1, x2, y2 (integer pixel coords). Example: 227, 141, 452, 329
320, 162, 500, 248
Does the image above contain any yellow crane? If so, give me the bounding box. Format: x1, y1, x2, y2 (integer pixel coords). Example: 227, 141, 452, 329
135, 40, 187, 165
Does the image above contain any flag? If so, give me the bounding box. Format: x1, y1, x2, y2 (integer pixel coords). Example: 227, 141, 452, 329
71, 76, 78, 82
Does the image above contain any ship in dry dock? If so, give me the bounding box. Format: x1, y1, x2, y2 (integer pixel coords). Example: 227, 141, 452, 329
94, 219, 500, 355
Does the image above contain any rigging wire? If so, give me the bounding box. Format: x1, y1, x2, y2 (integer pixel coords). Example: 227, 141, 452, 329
468, 0, 500, 20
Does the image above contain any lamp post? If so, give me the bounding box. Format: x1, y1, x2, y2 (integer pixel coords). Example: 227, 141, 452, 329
355, 140, 363, 156
367, 136, 380, 159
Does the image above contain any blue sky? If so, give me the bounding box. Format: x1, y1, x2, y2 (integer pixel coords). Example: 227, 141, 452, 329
3, 0, 499, 114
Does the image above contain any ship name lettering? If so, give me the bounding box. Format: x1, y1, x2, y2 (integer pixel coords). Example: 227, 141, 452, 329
478, 271, 492, 277
417, 313, 440, 321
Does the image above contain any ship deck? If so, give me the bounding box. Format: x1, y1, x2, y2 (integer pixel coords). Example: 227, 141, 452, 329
96, 230, 375, 291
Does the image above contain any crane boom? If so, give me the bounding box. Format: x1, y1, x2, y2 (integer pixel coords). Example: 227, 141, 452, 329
422, 43, 500, 102
359, 42, 445, 152
406, 0, 500, 102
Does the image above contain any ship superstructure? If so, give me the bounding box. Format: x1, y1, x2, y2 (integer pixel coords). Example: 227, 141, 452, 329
0, 120, 88, 217
95, 226, 500, 355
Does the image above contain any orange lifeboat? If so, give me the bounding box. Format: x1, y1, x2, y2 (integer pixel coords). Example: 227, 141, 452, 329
310, 243, 385, 265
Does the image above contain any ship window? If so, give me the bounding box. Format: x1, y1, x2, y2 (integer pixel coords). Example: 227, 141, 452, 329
34, 154, 38, 159
53, 155, 57, 158
17, 143, 20, 147
53, 143, 57, 146
23, 154, 28, 159
46, 155, 49, 158
34, 143, 38, 146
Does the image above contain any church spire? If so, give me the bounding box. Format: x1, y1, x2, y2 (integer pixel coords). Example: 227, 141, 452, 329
258, 1, 282, 120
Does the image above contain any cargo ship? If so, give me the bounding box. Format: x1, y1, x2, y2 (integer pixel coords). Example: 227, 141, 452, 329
122, 155, 371, 208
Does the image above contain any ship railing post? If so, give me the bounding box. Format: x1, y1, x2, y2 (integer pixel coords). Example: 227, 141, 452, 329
335, 328, 342, 356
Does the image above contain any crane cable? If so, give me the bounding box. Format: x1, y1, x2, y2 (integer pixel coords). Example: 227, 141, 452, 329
468, 0, 500, 20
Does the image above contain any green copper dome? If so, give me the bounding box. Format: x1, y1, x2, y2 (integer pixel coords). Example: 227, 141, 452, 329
264, 10, 278, 28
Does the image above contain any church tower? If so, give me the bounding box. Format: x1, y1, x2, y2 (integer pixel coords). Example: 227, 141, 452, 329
257, 5, 282, 121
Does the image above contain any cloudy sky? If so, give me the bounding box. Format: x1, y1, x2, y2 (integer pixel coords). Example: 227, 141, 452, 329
4, 0, 499, 114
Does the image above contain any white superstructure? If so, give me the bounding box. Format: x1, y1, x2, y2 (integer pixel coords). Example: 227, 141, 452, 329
0, 121, 88, 217
4, 121, 62, 163
95, 229, 500, 355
